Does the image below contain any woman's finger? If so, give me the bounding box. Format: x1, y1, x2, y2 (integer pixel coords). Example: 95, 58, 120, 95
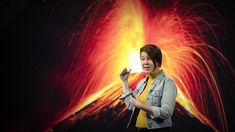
128, 69, 132, 73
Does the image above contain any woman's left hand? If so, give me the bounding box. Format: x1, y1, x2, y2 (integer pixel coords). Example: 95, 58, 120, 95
130, 96, 142, 109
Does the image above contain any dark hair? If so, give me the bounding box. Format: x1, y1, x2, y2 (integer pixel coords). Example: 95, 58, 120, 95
140, 44, 162, 67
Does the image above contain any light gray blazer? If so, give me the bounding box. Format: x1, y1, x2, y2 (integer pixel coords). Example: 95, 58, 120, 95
120, 71, 177, 129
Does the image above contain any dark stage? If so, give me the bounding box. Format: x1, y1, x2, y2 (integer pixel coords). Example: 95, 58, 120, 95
1, 0, 235, 131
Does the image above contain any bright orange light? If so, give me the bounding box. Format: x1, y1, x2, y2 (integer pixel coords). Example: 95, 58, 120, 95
128, 50, 142, 73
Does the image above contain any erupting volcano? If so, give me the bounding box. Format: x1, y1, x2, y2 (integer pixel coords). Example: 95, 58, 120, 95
50, 1, 234, 132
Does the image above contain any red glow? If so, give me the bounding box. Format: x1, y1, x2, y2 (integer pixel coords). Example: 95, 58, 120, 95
50, 1, 234, 132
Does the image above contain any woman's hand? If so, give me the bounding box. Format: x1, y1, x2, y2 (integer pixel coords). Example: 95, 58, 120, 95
130, 96, 142, 109
120, 68, 131, 82
130, 96, 154, 115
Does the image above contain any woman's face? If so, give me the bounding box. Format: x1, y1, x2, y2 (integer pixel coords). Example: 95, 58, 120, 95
140, 51, 156, 74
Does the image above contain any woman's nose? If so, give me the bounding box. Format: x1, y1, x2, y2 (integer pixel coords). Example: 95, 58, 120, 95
143, 59, 148, 64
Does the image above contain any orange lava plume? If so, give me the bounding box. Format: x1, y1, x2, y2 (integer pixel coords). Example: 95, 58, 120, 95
51, 1, 234, 132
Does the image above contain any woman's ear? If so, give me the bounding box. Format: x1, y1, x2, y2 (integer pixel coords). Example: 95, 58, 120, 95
154, 62, 159, 70
155, 62, 159, 68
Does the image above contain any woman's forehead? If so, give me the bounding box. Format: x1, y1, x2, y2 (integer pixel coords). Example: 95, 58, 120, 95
140, 51, 149, 56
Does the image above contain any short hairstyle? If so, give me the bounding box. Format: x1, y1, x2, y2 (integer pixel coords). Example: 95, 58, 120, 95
140, 44, 162, 67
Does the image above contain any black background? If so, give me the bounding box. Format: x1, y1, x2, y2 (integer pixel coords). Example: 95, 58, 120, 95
1, 0, 235, 131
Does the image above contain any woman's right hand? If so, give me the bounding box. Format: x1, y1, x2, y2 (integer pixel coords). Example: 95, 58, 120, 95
120, 68, 131, 82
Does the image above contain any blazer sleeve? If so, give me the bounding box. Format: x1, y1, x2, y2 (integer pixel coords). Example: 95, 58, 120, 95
119, 79, 145, 110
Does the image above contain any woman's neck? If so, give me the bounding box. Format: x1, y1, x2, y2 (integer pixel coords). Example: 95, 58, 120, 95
149, 68, 161, 79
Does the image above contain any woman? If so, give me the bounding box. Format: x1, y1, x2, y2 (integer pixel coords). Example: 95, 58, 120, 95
119, 44, 177, 132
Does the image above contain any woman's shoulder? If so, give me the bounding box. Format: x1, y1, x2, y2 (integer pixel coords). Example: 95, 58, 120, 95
162, 75, 175, 84
138, 77, 148, 84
